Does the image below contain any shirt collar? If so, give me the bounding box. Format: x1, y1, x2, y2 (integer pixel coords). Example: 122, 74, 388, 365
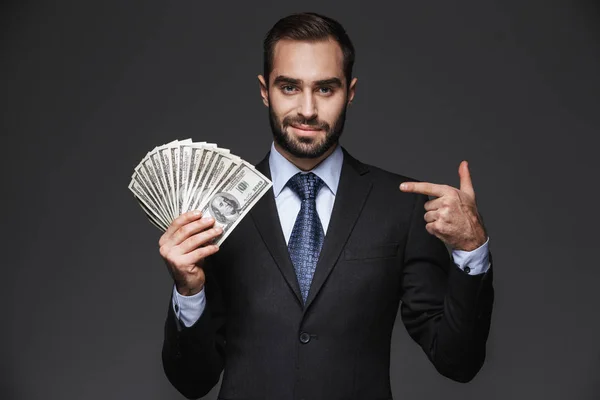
269, 141, 344, 198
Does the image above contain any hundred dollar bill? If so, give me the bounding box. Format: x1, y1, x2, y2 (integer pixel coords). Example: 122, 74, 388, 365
141, 148, 172, 221
134, 196, 167, 231
183, 143, 218, 213
187, 149, 241, 213
178, 141, 203, 216
185, 149, 218, 213
128, 178, 169, 230
184, 146, 230, 213
171, 138, 192, 216
156, 140, 179, 220
134, 162, 170, 223
198, 161, 272, 246
148, 145, 175, 220
130, 167, 169, 225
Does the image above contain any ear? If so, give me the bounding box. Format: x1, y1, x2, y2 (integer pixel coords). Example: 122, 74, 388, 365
347, 77, 358, 105
258, 75, 269, 107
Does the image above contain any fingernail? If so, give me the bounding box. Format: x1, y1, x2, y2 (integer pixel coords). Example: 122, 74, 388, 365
193, 210, 201, 216
400, 183, 407, 190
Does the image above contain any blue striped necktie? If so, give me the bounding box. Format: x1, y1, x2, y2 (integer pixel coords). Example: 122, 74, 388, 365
287, 172, 325, 303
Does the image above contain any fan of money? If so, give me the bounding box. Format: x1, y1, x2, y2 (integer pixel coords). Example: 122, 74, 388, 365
128, 139, 272, 246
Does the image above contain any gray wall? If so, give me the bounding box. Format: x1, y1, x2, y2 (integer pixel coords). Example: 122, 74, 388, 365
2, 0, 599, 399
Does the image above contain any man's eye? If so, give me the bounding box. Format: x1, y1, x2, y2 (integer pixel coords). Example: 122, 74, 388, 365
318, 87, 333, 94
281, 85, 296, 93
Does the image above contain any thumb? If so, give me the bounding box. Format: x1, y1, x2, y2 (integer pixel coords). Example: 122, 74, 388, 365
459, 160, 475, 198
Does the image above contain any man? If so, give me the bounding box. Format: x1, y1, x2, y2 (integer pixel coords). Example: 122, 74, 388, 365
159, 12, 493, 400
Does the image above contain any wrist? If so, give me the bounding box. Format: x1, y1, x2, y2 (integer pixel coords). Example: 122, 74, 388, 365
175, 282, 204, 296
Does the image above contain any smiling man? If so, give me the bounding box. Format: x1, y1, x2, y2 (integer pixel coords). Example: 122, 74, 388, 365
159, 12, 494, 400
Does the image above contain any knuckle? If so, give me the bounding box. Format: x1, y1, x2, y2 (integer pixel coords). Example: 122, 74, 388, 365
159, 245, 169, 258
181, 224, 193, 236
193, 247, 208, 261
444, 199, 456, 210
425, 223, 434, 234
439, 208, 450, 220
208, 244, 220, 255
173, 215, 185, 226
191, 232, 205, 247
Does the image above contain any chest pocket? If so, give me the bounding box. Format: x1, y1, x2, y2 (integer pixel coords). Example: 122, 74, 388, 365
343, 242, 400, 261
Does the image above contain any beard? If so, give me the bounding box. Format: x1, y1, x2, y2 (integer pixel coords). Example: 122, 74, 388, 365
269, 104, 347, 159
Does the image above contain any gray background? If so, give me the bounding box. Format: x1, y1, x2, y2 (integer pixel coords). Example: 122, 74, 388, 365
2, 0, 599, 399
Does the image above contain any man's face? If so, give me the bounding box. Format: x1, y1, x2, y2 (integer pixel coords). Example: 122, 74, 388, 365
260, 38, 356, 159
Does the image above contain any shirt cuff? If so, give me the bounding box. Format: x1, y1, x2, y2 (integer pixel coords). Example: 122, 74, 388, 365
451, 237, 491, 275
172, 284, 206, 329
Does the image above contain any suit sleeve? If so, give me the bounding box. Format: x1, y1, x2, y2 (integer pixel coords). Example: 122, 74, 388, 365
162, 255, 227, 399
400, 193, 494, 383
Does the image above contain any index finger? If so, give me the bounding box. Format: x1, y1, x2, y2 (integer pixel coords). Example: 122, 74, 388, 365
399, 182, 452, 198
160, 210, 203, 246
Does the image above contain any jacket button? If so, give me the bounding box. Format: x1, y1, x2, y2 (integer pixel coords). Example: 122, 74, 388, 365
299, 332, 311, 344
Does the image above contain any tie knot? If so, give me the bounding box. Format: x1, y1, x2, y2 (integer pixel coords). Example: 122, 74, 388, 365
287, 172, 324, 201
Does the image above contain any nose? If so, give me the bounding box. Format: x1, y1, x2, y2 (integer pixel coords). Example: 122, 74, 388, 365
297, 91, 317, 120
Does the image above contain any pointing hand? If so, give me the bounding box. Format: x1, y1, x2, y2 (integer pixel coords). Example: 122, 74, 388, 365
400, 161, 487, 251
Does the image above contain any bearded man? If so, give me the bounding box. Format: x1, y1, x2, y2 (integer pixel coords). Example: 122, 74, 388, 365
158, 12, 494, 400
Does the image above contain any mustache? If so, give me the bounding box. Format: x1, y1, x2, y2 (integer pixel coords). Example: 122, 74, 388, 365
282, 116, 330, 131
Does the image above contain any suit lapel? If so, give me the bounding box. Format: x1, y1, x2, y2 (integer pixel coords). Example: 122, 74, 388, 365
250, 148, 373, 311
304, 148, 372, 311
251, 153, 304, 306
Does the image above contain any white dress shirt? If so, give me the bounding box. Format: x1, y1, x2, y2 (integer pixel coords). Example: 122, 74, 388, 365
172, 142, 490, 328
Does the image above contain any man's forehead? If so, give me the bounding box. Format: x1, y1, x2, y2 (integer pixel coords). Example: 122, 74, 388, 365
271, 38, 344, 83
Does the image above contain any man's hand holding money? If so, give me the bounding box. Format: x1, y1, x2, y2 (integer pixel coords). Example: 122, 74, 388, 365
158, 210, 223, 296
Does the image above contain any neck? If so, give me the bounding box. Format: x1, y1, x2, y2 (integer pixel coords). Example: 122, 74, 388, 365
274, 142, 338, 171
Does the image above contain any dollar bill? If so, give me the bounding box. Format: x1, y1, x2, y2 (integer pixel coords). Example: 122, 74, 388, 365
172, 138, 192, 216
130, 140, 272, 245
183, 144, 218, 213
134, 162, 170, 223
198, 161, 272, 246
133, 196, 167, 231
157, 141, 179, 220
187, 149, 241, 212
141, 149, 172, 221
128, 178, 169, 230
148, 146, 175, 221
178, 141, 201, 216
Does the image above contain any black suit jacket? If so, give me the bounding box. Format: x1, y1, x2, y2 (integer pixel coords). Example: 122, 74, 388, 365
162, 147, 494, 400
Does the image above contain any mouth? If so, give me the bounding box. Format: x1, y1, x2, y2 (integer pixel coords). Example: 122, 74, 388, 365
289, 124, 323, 135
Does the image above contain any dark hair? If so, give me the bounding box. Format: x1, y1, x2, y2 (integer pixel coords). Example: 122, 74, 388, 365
263, 12, 355, 88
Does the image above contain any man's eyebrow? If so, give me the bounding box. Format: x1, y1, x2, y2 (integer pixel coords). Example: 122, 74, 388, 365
272, 76, 343, 87
273, 76, 302, 85
315, 78, 343, 87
